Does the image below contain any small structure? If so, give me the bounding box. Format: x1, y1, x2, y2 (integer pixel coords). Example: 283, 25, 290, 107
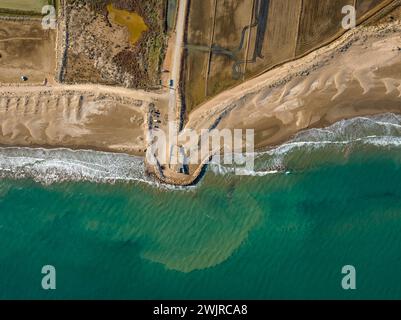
21, 75, 28, 82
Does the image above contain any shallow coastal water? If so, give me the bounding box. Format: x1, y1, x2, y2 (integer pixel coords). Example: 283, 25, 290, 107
1, 114, 401, 299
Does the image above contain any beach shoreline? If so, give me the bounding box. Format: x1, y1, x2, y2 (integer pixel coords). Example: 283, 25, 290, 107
0, 2, 400, 186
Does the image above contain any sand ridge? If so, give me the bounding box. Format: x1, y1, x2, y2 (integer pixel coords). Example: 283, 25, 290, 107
183, 22, 401, 150
0, 84, 165, 156
147, 17, 401, 185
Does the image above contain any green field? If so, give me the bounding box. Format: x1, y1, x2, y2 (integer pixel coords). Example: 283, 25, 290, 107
0, 0, 51, 14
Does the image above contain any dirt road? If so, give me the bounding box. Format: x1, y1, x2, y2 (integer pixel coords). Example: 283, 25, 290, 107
168, 0, 188, 122
0, 83, 165, 102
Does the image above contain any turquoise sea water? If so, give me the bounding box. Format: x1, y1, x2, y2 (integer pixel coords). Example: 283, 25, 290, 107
1, 114, 401, 299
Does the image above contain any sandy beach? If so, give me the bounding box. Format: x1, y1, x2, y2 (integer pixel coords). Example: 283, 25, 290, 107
0, 2, 400, 186
0, 84, 168, 156
148, 11, 401, 185
184, 19, 401, 152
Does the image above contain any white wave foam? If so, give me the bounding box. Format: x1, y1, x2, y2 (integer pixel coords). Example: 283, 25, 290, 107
0, 147, 200, 190
1, 114, 401, 184
209, 161, 279, 177
0, 147, 154, 185
214, 113, 401, 177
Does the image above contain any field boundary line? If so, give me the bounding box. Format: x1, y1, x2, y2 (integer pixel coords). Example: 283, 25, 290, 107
243, 0, 256, 80
186, 0, 398, 112
204, 0, 218, 97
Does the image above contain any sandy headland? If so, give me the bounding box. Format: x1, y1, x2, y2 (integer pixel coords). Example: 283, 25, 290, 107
187, 23, 401, 150
153, 14, 401, 185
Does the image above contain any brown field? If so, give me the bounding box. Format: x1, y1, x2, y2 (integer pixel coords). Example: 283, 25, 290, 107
373, 1, 401, 23
0, 19, 56, 84
357, 0, 387, 17
0, 0, 51, 15
206, 0, 252, 94
183, 0, 215, 113
245, 0, 302, 76
184, 0, 253, 111
212, 0, 252, 50
183, 0, 391, 113
295, 0, 354, 55
186, 0, 214, 45
183, 50, 209, 113
207, 53, 240, 98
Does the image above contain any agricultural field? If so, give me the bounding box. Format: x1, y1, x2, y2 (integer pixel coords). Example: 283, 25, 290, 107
184, 0, 254, 113
183, 50, 209, 113
207, 0, 253, 97
183, 0, 215, 113
183, 0, 391, 114
186, 0, 215, 46
0, 0, 53, 15
245, 0, 302, 77
295, 0, 353, 55
0, 19, 56, 84
357, 0, 388, 17
62, 0, 167, 89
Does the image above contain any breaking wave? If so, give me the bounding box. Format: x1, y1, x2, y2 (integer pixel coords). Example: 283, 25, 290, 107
1, 113, 401, 185
0, 147, 197, 191
0, 147, 154, 186
210, 113, 401, 176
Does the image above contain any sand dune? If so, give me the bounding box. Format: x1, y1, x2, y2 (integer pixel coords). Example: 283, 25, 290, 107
0, 87, 154, 155
184, 22, 401, 151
